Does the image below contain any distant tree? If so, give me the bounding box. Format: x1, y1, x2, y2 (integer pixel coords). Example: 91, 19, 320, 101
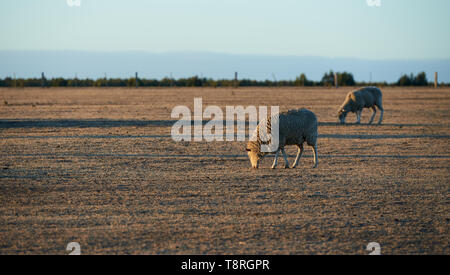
0, 71, 445, 88
239, 79, 248, 87
208, 79, 218, 88
51, 78, 68, 87
295, 73, 312, 86
337, 72, 356, 86
16, 78, 25, 88
127, 78, 136, 87
413, 72, 428, 86
184, 76, 204, 87
321, 71, 355, 86
23, 78, 41, 87
397, 74, 413, 86
94, 79, 104, 87
141, 78, 158, 87
321, 70, 335, 86
105, 78, 126, 87
166, 78, 172, 87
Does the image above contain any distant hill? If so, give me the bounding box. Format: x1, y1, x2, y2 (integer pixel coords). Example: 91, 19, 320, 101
1, 50, 449, 83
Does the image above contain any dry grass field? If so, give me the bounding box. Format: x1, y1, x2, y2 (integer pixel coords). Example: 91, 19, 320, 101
0, 87, 448, 255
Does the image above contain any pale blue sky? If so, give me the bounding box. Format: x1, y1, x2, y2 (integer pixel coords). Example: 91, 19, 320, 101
1, 0, 449, 59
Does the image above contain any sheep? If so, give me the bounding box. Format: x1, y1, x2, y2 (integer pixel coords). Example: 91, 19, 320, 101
245, 108, 318, 169
338, 87, 384, 124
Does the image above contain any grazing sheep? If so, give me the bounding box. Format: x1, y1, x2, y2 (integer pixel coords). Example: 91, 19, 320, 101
246, 108, 318, 169
338, 87, 384, 124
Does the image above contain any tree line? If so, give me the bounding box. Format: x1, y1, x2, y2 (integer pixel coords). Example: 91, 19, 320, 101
0, 71, 444, 88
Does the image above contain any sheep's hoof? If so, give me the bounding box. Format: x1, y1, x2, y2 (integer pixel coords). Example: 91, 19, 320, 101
284, 165, 290, 169
290, 165, 297, 169
270, 166, 276, 169
312, 164, 318, 168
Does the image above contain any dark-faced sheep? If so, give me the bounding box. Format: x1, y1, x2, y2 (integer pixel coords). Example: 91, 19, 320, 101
245, 108, 318, 169
338, 87, 384, 124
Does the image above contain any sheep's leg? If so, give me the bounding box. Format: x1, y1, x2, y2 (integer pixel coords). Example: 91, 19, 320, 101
378, 107, 384, 124
291, 144, 304, 168
368, 106, 377, 124
356, 110, 361, 124
271, 149, 280, 169
281, 148, 290, 169
312, 144, 318, 168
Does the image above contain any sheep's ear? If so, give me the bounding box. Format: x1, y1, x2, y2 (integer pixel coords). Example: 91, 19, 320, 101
245, 148, 251, 152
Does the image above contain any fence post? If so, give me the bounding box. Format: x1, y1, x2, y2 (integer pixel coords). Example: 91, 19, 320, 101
334, 72, 338, 89
135, 72, 138, 88
41, 72, 46, 88
435, 72, 438, 88
234, 72, 238, 88
13, 73, 16, 88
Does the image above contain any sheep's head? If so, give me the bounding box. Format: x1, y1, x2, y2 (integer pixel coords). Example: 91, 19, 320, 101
338, 108, 348, 124
245, 146, 264, 169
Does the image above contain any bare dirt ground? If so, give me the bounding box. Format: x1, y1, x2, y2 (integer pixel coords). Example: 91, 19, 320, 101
0, 87, 448, 255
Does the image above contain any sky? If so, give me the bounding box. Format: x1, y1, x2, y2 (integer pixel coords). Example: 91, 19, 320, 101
1, 0, 449, 60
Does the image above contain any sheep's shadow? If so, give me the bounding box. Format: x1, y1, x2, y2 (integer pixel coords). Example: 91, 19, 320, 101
1, 119, 448, 140
319, 134, 450, 139
318, 122, 450, 127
